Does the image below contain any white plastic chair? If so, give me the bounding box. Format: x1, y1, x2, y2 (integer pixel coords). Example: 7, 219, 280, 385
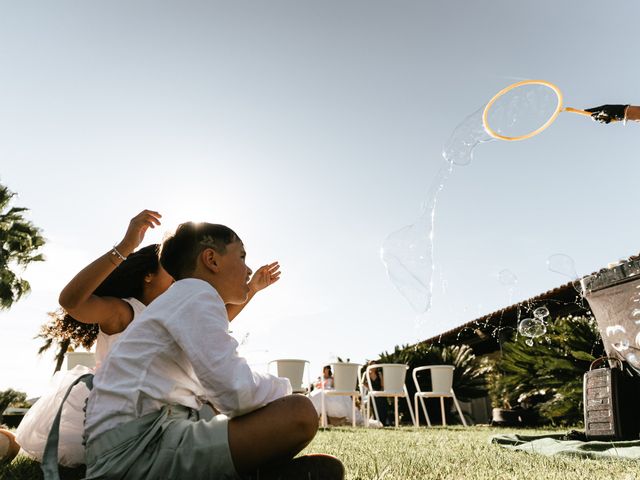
320, 362, 361, 427
268, 359, 310, 394
66, 352, 96, 370
365, 363, 416, 428
412, 365, 468, 427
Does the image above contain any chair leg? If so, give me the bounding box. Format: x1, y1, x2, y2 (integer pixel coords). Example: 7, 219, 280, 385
321, 391, 327, 428
366, 397, 370, 428
394, 397, 399, 428
371, 395, 380, 424
404, 386, 416, 427
352, 396, 356, 428
440, 397, 446, 426
419, 396, 432, 427
452, 393, 468, 427
415, 396, 420, 427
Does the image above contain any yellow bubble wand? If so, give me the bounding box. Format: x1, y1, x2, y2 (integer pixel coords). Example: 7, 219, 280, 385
482, 80, 591, 141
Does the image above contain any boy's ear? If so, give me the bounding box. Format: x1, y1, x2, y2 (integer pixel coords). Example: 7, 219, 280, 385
201, 248, 220, 273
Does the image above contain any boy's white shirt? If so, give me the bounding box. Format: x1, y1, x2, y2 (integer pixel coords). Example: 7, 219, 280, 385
84, 278, 291, 442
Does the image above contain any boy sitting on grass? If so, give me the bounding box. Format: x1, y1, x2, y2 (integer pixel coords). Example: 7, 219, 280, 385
83, 222, 344, 479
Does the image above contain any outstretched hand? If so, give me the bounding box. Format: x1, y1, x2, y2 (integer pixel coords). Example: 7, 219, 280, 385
119, 210, 162, 254
585, 104, 629, 124
249, 261, 281, 294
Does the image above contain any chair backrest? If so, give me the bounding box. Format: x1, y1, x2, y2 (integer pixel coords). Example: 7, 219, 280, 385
367, 363, 408, 394
66, 352, 96, 370
330, 362, 361, 392
413, 365, 454, 395
269, 359, 309, 392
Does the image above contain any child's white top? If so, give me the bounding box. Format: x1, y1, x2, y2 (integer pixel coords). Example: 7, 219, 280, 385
94, 297, 146, 367
14, 296, 147, 467
85, 278, 291, 442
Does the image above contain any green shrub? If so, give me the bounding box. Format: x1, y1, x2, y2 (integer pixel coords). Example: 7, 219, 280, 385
491, 315, 604, 425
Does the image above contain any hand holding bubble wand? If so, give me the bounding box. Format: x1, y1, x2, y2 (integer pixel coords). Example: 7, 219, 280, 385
482, 80, 640, 141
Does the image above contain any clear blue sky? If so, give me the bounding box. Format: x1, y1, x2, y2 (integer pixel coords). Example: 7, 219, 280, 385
2, 1, 640, 397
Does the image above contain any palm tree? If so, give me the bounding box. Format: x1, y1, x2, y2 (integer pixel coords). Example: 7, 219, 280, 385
0, 183, 45, 309
37, 308, 98, 373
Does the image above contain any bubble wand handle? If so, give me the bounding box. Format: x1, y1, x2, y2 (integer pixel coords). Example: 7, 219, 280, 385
563, 107, 592, 117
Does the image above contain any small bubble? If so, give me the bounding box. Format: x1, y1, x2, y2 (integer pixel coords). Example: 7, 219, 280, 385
518, 317, 547, 338
547, 253, 578, 280
606, 325, 626, 337
525, 339, 534, 347
498, 269, 518, 286
612, 339, 630, 352
625, 352, 640, 371
533, 306, 549, 319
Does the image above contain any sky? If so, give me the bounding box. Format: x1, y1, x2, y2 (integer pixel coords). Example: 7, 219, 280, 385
1, 1, 640, 398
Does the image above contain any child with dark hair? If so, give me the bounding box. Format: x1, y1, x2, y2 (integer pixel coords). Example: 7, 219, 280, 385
15, 210, 168, 467
84, 221, 344, 480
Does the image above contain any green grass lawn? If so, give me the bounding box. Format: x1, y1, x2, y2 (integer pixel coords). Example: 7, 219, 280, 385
2, 426, 639, 479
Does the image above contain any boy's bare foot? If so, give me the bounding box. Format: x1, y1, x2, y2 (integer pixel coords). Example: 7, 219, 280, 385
252, 454, 345, 480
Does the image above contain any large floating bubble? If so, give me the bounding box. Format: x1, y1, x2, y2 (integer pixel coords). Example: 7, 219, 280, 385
381, 220, 433, 313
384, 85, 575, 314
381, 165, 453, 313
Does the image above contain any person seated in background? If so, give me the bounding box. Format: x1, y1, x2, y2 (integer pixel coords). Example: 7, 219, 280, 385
585, 104, 640, 124
363, 361, 390, 427
314, 365, 334, 390
308, 365, 370, 427
83, 221, 344, 480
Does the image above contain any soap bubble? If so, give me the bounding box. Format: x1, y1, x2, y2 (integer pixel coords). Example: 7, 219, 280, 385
606, 324, 626, 336
612, 339, 630, 352
525, 339, 534, 347
384, 86, 572, 315
442, 107, 494, 166
625, 351, 640, 372
547, 254, 578, 280
381, 164, 452, 313
518, 317, 547, 339
483, 83, 559, 139
533, 306, 549, 319
381, 222, 433, 312
498, 269, 518, 286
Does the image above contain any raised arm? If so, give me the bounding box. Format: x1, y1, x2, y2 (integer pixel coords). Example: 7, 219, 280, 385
58, 210, 161, 334
174, 288, 291, 417
226, 261, 281, 321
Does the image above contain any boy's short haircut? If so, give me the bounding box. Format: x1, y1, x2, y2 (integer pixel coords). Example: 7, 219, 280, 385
160, 222, 240, 280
